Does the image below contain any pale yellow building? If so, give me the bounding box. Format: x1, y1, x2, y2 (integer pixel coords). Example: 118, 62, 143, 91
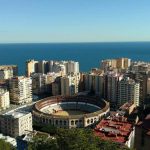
101, 58, 131, 71
26, 60, 38, 77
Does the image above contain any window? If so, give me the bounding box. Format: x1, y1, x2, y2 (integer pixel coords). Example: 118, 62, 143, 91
71, 120, 74, 125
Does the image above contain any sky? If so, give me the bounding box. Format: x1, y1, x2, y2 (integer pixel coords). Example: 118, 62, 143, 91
0, 0, 150, 43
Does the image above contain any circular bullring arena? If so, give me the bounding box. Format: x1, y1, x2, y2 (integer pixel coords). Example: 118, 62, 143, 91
32, 95, 110, 128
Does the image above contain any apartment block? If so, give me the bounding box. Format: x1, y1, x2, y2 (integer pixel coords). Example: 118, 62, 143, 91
61, 73, 80, 96
0, 88, 10, 110
0, 110, 32, 137
9, 76, 32, 104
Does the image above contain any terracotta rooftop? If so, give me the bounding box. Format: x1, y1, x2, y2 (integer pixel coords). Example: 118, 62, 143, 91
94, 116, 133, 144
119, 102, 134, 111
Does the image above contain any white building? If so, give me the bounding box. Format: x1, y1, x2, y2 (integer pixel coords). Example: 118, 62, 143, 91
118, 77, 140, 107
104, 72, 123, 106
61, 73, 80, 96
0, 68, 13, 80
9, 76, 32, 104
0, 89, 10, 110
0, 110, 32, 137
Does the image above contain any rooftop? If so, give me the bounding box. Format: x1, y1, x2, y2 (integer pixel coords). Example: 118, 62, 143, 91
94, 116, 133, 144
119, 102, 134, 111
0, 65, 17, 69
3, 110, 30, 119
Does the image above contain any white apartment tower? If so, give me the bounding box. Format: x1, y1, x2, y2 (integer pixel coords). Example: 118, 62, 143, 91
118, 77, 140, 107
0, 88, 10, 110
9, 76, 32, 104
104, 72, 123, 106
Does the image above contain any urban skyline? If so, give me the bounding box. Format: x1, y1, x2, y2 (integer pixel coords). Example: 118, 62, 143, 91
0, 1, 150, 149
0, 57, 150, 149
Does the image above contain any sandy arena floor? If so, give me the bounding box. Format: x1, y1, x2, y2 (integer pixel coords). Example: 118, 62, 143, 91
53, 110, 88, 116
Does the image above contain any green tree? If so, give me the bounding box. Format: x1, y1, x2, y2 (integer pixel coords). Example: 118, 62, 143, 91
28, 134, 58, 150
0, 139, 15, 150
28, 128, 132, 150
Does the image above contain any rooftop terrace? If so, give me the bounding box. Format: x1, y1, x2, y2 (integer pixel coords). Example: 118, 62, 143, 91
94, 116, 133, 144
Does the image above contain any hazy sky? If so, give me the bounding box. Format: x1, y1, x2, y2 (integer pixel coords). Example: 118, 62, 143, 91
0, 0, 150, 43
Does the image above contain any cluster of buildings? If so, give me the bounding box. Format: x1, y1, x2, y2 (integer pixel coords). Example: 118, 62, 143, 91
0, 58, 149, 150
94, 102, 137, 148
0, 75, 32, 110
26, 59, 79, 76
27, 60, 80, 96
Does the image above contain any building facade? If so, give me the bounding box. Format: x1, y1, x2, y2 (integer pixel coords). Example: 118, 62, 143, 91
0, 110, 33, 137
118, 77, 140, 107
26, 60, 79, 76
26, 60, 38, 77
0, 65, 18, 78
9, 76, 32, 104
61, 73, 80, 96
0, 88, 10, 110
84, 73, 104, 97
103, 72, 123, 107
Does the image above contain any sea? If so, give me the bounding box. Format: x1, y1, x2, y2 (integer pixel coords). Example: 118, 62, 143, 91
0, 42, 150, 75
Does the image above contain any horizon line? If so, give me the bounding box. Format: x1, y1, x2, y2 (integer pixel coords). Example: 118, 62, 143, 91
0, 41, 150, 44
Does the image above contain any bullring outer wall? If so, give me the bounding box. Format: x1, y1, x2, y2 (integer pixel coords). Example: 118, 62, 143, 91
32, 95, 110, 128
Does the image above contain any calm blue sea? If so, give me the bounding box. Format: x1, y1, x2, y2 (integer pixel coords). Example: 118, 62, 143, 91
0, 42, 150, 75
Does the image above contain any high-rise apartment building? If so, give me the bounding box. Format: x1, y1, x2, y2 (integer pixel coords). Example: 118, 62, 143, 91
84, 72, 104, 97
127, 71, 148, 107
104, 72, 123, 106
52, 77, 61, 96
26, 60, 79, 76
38, 60, 48, 74
61, 73, 80, 96
66, 61, 79, 74
0, 65, 18, 77
32, 73, 48, 95
32, 73, 57, 95
101, 58, 131, 71
0, 88, 10, 110
9, 76, 32, 104
118, 77, 140, 107
130, 61, 150, 73
0, 68, 13, 80
26, 60, 38, 77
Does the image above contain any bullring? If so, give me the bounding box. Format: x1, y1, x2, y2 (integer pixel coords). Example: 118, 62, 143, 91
32, 95, 110, 128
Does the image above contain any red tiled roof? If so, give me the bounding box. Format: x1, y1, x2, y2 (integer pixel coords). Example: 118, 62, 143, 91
94, 117, 133, 144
